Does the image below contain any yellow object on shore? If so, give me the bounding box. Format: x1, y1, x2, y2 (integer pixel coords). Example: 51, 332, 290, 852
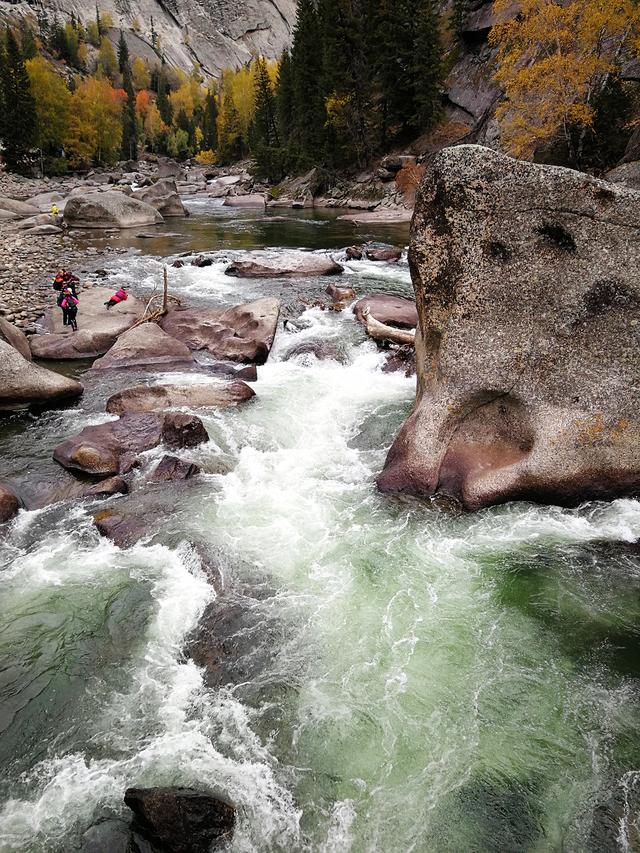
51, 204, 59, 216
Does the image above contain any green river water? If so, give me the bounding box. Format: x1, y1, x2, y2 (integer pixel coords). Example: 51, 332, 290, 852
0, 202, 639, 852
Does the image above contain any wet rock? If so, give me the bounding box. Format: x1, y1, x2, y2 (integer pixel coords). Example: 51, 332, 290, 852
124, 787, 235, 853
172, 259, 185, 268
378, 144, 640, 510
235, 364, 258, 382
53, 412, 208, 477
0, 316, 31, 361
282, 337, 348, 363
0, 483, 19, 523
346, 245, 363, 261
93, 509, 151, 547
0, 338, 83, 411
132, 178, 187, 217
91, 323, 194, 371
161, 298, 280, 364
106, 381, 255, 414
30, 287, 144, 360
83, 476, 129, 499
225, 251, 343, 278
80, 818, 131, 853
150, 454, 201, 481
353, 294, 418, 329
326, 283, 356, 303
382, 345, 416, 376
223, 193, 265, 208
64, 192, 163, 229
365, 244, 403, 262
191, 255, 213, 268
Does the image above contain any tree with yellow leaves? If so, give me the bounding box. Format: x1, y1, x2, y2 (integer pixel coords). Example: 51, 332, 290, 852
490, 0, 640, 164
66, 77, 123, 165
26, 56, 71, 154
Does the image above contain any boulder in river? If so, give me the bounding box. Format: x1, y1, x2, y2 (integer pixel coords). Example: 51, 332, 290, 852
161, 298, 280, 364
30, 287, 144, 360
150, 454, 201, 481
0, 317, 31, 361
0, 339, 83, 411
124, 787, 235, 853
365, 244, 403, 262
326, 283, 356, 304
377, 144, 640, 510
0, 484, 19, 523
106, 380, 255, 414
53, 411, 208, 477
0, 197, 39, 217
353, 295, 418, 329
64, 191, 163, 229
225, 251, 343, 278
132, 178, 187, 217
91, 322, 194, 371
83, 476, 129, 499
223, 193, 265, 208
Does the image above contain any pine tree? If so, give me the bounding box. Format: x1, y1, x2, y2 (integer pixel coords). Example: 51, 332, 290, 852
275, 49, 294, 149
290, 0, 326, 168
413, 0, 443, 130
156, 63, 173, 125
0, 29, 37, 171
217, 89, 242, 163
201, 85, 218, 150
121, 62, 138, 160
117, 30, 130, 76
18, 19, 37, 60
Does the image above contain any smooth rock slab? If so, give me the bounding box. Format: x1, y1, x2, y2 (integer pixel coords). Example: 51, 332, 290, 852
64, 191, 163, 229
378, 144, 640, 510
106, 381, 255, 414
124, 787, 235, 853
223, 193, 265, 208
353, 294, 418, 329
161, 298, 280, 364
0, 339, 83, 412
53, 412, 208, 477
91, 322, 194, 371
0, 317, 31, 361
225, 251, 343, 278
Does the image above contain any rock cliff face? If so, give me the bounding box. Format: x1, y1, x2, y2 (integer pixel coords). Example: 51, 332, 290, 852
0, 0, 296, 75
377, 145, 640, 510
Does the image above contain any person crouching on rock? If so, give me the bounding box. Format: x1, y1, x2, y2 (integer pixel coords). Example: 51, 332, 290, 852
53, 269, 79, 294
104, 286, 128, 310
59, 287, 79, 331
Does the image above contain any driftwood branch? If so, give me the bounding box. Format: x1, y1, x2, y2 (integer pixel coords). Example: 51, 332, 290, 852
129, 266, 182, 330
363, 306, 416, 346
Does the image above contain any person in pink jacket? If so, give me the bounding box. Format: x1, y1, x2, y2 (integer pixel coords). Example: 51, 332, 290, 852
104, 286, 128, 310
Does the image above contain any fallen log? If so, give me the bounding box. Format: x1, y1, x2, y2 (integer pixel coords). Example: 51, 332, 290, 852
363, 307, 416, 346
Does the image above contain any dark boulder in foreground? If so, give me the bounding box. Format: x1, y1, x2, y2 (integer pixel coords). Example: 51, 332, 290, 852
161, 298, 280, 364
83, 476, 129, 499
150, 455, 201, 481
124, 787, 235, 853
90, 323, 194, 371
378, 144, 640, 510
0, 339, 83, 411
54, 412, 208, 477
106, 381, 255, 414
353, 295, 418, 330
0, 484, 19, 523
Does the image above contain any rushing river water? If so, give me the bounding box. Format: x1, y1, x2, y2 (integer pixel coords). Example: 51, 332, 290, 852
1, 202, 640, 852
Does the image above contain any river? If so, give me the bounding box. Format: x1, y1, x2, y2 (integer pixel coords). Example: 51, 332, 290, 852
0, 201, 639, 852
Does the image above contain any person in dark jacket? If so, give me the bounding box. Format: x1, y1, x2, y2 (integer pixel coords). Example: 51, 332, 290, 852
58, 287, 79, 331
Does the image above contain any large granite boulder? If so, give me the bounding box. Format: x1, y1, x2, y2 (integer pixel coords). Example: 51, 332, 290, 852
0, 317, 31, 361
132, 178, 187, 217
124, 787, 235, 853
53, 412, 208, 476
0, 484, 20, 523
64, 191, 163, 229
91, 322, 194, 371
225, 251, 343, 278
161, 298, 280, 364
223, 193, 265, 208
0, 197, 39, 217
30, 287, 144, 360
353, 295, 418, 329
0, 339, 83, 411
106, 380, 255, 414
377, 144, 640, 510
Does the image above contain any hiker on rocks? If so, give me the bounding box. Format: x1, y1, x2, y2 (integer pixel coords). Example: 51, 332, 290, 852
58, 286, 78, 332
104, 286, 128, 310
52, 269, 79, 295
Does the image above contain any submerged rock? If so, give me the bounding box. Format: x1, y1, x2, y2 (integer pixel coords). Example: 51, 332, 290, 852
161, 298, 280, 364
0, 339, 83, 412
53, 412, 208, 477
30, 287, 144, 360
353, 295, 418, 329
0, 484, 19, 523
106, 381, 255, 414
150, 454, 201, 481
225, 251, 343, 278
83, 476, 129, 499
64, 191, 163, 229
378, 144, 640, 510
91, 322, 194, 371
124, 787, 235, 853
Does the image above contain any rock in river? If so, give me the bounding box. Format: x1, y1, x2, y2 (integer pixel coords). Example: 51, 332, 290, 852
161, 298, 280, 364
0, 484, 20, 523
377, 144, 640, 510
225, 251, 343, 278
124, 787, 235, 853
64, 191, 163, 229
53, 412, 208, 477
353, 294, 418, 329
0, 317, 31, 361
30, 287, 144, 360
91, 322, 194, 371
0, 338, 83, 411
132, 178, 187, 217
106, 380, 255, 414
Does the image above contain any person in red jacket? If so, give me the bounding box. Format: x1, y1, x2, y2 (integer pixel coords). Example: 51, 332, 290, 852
104, 286, 128, 310
58, 287, 79, 331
